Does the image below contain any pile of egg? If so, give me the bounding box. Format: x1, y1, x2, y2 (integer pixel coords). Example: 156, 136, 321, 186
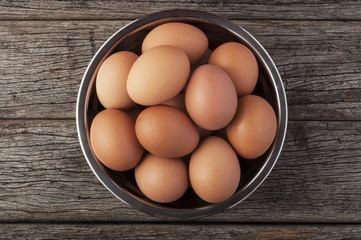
90, 22, 277, 204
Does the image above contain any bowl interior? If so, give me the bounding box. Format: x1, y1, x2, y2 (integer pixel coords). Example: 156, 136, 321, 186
80, 12, 285, 218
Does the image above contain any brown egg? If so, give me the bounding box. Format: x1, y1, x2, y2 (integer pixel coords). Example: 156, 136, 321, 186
226, 95, 277, 159
189, 136, 241, 203
185, 64, 238, 130
135, 154, 188, 203
191, 48, 212, 71
124, 106, 143, 121
135, 105, 199, 158
161, 93, 187, 113
197, 126, 213, 139
214, 127, 228, 141
209, 42, 259, 96
90, 109, 144, 171
182, 49, 213, 92
161, 93, 213, 138
96, 51, 138, 109
142, 22, 208, 64
127, 45, 190, 106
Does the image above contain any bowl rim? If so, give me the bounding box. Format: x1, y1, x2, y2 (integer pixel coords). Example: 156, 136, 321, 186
76, 9, 288, 219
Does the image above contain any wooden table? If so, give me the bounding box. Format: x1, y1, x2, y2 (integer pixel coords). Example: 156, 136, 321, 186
1, 1, 361, 239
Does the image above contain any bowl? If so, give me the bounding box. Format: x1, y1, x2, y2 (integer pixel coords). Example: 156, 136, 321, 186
76, 9, 288, 219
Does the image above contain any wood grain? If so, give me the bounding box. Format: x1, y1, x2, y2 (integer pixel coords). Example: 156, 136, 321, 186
0, 20, 360, 120
1, 119, 360, 222
1, 223, 361, 239
1, 0, 360, 236
0, 1, 360, 21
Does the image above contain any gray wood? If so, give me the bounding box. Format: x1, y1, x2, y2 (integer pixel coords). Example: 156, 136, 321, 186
0, 20, 360, 120
1, 119, 360, 222
0, 1, 361, 21
1, 0, 360, 237
1, 223, 361, 239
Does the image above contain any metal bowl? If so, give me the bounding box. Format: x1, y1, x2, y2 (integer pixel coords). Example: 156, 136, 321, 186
76, 9, 288, 219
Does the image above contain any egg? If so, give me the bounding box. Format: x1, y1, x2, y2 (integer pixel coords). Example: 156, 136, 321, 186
90, 109, 144, 171
135, 105, 199, 158
209, 42, 258, 96
191, 48, 212, 71
135, 154, 188, 203
182, 49, 213, 92
185, 64, 238, 130
161, 93, 213, 139
96, 51, 138, 109
189, 136, 241, 203
125, 106, 143, 121
226, 95, 277, 159
142, 22, 208, 64
161, 93, 187, 113
214, 127, 228, 141
127, 45, 190, 106
197, 126, 213, 139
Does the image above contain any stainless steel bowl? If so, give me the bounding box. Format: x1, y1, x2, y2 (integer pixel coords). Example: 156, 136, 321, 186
76, 9, 288, 219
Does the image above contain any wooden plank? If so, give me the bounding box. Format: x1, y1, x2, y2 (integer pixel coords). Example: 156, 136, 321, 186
0, 119, 360, 222
0, 1, 361, 21
0, 21, 123, 120
0, 20, 360, 120
1, 223, 361, 239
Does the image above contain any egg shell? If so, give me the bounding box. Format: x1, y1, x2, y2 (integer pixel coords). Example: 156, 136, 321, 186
135, 105, 200, 158
125, 106, 143, 121
189, 136, 241, 203
209, 42, 259, 97
142, 22, 208, 65
161, 93, 187, 113
226, 95, 277, 159
197, 126, 213, 139
214, 127, 228, 141
90, 109, 144, 171
182, 48, 213, 92
127, 45, 190, 106
191, 48, 212, 71
161, 93, 213, 138
185, 64, 238, 130
96, 51, 138, 109
135, 154, 188, 203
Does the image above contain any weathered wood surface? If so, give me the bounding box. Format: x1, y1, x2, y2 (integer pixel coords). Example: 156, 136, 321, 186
0, 0, 361, 21
1, 119, 360, 222
1, 20, 360, 120
1, 223, 361, 239
1, 1, 361, 237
